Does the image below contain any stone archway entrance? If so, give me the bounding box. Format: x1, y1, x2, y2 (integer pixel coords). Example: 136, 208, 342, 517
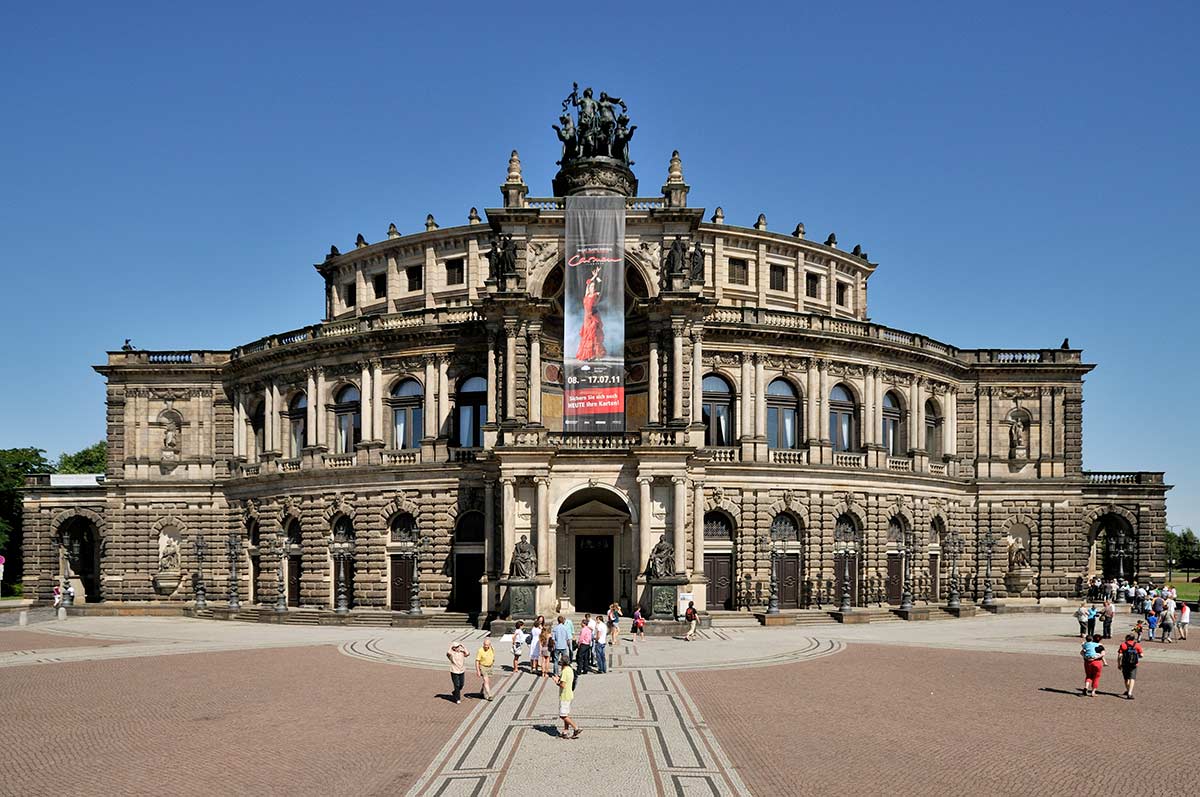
556, 488, 633, 614
1089, 513, 1136, 582
59, 516, 101, 602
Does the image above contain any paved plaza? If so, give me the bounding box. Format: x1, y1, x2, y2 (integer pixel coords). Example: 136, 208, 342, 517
2, 611, 1197, 795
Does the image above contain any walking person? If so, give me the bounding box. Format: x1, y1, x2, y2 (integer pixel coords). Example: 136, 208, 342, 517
447, 642, 468, 704
595, 616, 609, 674
476, 638, 496, 701
1146, 609, 1159, 642
1133, 619, 1146, 643
1086, 604, 1098, 638
553, 655, 581, 739
1177, 600, 1190, 640
511, 620, 526, 671
576, 617, 594, 675
552, 615, 571, 676
1159, 599, 1175, 643
539, 627, 552, 677
1074, 603, 1089, 639
634, 606, 646, 641
1117, 633, 1143, 699
607, 602, 622, 646
1081, 633, 1106, 697
683, 601, 699, 641
1102, 599, 1115, 639
52, 584, 62, 609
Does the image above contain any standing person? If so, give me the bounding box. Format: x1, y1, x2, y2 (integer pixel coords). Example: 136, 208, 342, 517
1146, 609, 1159, 642
576, 617, 594, 675
607, 603, 622, 646
1086, 604, 1098, 638
1135, 584, 1146, 613
529, 618, 543, 676
595, 616, 609, 674
1074, 603, 1089, 639
553, 655, 581, 739
1133, 619, 1146, 643
539, 627, 552, 677
552, 615, 571, 677
446, 642, 468, 704
52, 584, 62, 609
511, 620, 526, 671
1159, 600, 1175, 643
1117, 633, 1143, 699
1177, 600, 1190, 640
1081, 633, 1106, 697
684, 600, 699, 642
633, 606, 646, 641
1102, 600, 1115, 639
476, 638, 496, 701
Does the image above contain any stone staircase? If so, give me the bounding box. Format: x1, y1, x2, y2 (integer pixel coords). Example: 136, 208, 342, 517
707, 611, 763, 629
283, 609, 322, 625
425, 611, 476, 628
349, 611, 395, 627
926, 607, 958, 621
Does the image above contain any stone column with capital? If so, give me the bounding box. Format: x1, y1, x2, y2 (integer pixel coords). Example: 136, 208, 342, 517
691, 328, 704, 424
671, 323, 685, 423
692, 478, 708, 610
484, 480, 496, 576
359, 362, 373, 442
436, 354, 450, 456
500, 478, 516, 577
421, 356, 436, 462
535, 477, 549, 574
637, 477, 653, 579
754, 355, 767, 459
504, 321, 518, 421
648, 333, 661, 425
528, 324, 542, 425
372, 360, 384, 440
805, 359, 819, 445
315, 370, 328, 448
740, 354, 753, 443
672, 476, 687, 575
818, 360, 831, 446
304, 370, 318, 462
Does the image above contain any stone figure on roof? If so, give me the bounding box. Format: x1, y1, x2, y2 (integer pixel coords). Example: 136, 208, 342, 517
557, 83, 635, 166
689, 242, 705, 284
664, 236, 688, 276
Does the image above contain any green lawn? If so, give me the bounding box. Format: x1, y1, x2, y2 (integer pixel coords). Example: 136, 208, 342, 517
1170, 580, 1199, 602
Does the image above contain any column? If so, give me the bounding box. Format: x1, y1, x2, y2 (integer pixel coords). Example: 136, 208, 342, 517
484, 480, 496, 576
535, 477, 549, 574
692, 479, 704, 575
505, 321, 517, 420
754, 354, 766, 438
862, 368, 875, 448
946, 387, 958, 456
690, 328, 703, 424
316, 370, 327, 447
501, 478, 516, 576
805, 359, 819, 442
437, 354, 450, 438
671, 322, 684, 422
638, 477, 652, 576
305, 370, 317, 448
740, 354, 753, 440
264, 384, 275, 453
485, 330, 497, 424
372, 360, 384, 442
529, 324, 542, 425
233, 392, 243, 459
360, 362, 373, 442
818, 360, 831, 443
908, 377, 920, 452
672, 476, 687, 575
423, 356, 436, 439
648, 333, 661, 425
915, 378, 926, 451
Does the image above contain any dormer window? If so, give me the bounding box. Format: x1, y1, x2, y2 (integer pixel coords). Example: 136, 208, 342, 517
406, 266, 423, 292
344, 283, 356, 308
446, 258, 465, 285
372, 273, 387, 300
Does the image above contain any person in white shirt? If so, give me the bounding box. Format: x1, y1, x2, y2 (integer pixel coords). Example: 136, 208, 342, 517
1178, 601, 1190, 640
594, 617, 609, 673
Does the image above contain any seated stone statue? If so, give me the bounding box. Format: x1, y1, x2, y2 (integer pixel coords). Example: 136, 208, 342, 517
647, 533, 674, 580
509, 535, 536, 580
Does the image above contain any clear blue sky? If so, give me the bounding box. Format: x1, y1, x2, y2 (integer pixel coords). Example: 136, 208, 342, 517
1, 2, 1196, 529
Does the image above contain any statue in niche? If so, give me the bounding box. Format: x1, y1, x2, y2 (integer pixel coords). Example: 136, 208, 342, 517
1009, 417, 1026, 451
485, 233, 501, 281
163, 417, 180, 451
664, 236, 688, 276
159, 538, 180, 572
688, 242, 705, 284
509, 535, 536, 580
647, 533, 675, 579
1007, 537, 1030, 571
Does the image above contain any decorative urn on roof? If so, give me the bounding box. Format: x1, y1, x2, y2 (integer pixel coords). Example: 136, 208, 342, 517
551, 82, 638, 197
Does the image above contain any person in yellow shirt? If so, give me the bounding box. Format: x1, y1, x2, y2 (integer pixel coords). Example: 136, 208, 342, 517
475, 639, 496, 701
553, 654, 581, 739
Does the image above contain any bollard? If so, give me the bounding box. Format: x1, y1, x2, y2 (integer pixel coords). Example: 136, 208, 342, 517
18, 610, 28, 627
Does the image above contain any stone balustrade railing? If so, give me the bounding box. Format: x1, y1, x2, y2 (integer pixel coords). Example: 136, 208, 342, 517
523, 197, 666, 211
323, 452, 356, 469
886, 457, 914, 473
449, 447, 480, 463
382, 450, 418, 465
833, 452, 866, 469
769, 449, 807, 465
703, 447, 740, 463
1083, 471, 1165, 485
928, 462, 947, 476
277, 458, 301, 473
550, 432, 640, 450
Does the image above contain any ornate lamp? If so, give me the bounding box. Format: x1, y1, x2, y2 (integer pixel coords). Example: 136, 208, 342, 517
981, 530, 996, 608
944, 532, 963, 610
193, 534, 208, 610
227, 531, 241, 611
834, 524, 856, 614
767, 548, 780, 615
275, 537, 288, 613
899, 528, 915, 612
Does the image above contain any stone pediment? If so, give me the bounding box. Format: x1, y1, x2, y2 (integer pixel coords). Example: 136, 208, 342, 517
558, 499, 630, 519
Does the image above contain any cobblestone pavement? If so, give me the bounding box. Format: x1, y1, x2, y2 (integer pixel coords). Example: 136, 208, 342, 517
684, 642, 1200, 796
0, 629, 128, 653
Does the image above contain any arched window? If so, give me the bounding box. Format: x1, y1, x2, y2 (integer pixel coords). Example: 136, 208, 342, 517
285, 518, 302, 548
703, 511, 734, 540
287, 393, 307, 458
249, 401, 266, 456
770, 513, 801, 542
930, 516, 944, 546
333, 386, 361, 455
924, 398, 942, 458
881, 391, 904, 456
767, 378, 800, 450
332, 515, 355, 543
829, 384, 858, 452
390, 512, 418, 543
702, 374, 735, 447
247, 520, 261, 548
455, 511, 485, 543
455, 376, 487, 448
389, 378, 423, 450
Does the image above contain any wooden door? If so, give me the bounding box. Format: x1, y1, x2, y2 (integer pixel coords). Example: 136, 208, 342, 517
929, 554, 940, 602
250, 555, 261, 604
287, 555, 301, 607
775, 553, 801, 609
834, 553, 859, 607
390, 555, 414, 612
886, 553, 903, 604
704, 553, 734, 610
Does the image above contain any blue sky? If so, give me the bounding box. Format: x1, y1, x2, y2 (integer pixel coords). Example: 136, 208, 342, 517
1, 1, 1196, 529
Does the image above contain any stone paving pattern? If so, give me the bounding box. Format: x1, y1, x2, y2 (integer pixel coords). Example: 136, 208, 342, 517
0, 629, 126, 653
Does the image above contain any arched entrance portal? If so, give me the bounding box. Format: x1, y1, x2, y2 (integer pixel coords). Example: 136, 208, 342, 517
1088, 513, 1136, 582
59, 516, 102, 602
556, 487, 633, 614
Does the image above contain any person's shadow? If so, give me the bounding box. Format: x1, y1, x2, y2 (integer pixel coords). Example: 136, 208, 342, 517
1039, 687, 1123, 699
531, 724, 563, 738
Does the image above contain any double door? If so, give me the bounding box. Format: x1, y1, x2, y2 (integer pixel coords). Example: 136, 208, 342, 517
390, 555, 415, 612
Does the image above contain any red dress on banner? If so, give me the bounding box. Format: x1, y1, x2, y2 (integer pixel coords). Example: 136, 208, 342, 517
575, 281, 607, 361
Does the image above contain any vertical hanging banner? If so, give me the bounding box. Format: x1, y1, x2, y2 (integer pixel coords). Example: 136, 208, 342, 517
564, 194, 626, 433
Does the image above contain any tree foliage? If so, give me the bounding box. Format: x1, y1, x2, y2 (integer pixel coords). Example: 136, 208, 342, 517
1165, 527, 1199, 570
56, 441, 106, 474
0, 448, 54, 580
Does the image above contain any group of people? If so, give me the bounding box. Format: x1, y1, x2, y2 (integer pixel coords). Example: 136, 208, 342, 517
1080, 632, 1144, 699
1132, 587, 1189, 643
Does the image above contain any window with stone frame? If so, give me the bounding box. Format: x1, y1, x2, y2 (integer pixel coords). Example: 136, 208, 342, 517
769, 264, 788, 292
372, 273, 387, 300
389, 378, 423, 450
881, 391, 905, 456
445, 258, 465, 286
703, 512, 734, 541
835, 281, 849, 307
805, 272, 821, 299
406, 266, 423, 292
770, 513, 801, 542
702, 374, 736, 446
828, 383, 858, 452
766, 378, 801, 449
728, 258, 749, 285
454, 376, 487, 448
924, 398, 943, 458
333, 385, 361, 454
343, 282, 356, 308
249, 401, 266, 458
286, 392, 307, 457
390, 512, 418, 543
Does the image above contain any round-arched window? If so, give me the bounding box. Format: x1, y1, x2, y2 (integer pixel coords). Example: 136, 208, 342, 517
767, 378, 800, 450
333, 386, 361, 454
924, 398, 942, 458
770, 513, 801, 542
882, 391, 904, 456
390, 378, 423, 450
702, 375, 735, 447
703, 512, 734, 541
286, 392, 308, 457
455, 377, 487, 448
829, 384, 858, 452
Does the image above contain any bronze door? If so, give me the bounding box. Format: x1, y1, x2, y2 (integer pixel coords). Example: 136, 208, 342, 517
929, 554, 940, 602
250, 555, 261, 604
834, 553, 859, 607
287, 555, 301, 607
390, 555, 414, 612
704, 553, 734, 610
775, 553, 801, 609
886, 553, 903, 604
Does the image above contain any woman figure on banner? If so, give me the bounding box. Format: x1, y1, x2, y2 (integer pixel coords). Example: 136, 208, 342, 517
575, 266, 607, 364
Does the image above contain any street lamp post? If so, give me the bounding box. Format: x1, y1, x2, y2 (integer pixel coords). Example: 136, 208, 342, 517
945, 533, 963, 610
1168, 558, 1176, 584
334, 549, 349, 615
981, 530, 996, 608
835, 524, 856, 614
409, 538, 426, 615
1113, 531, 1128, 604
227, 532, 241, 611
275, 538, 288, 613
193, 534, 207, 610
899, 528, 915, 612
767, 548, 780, 615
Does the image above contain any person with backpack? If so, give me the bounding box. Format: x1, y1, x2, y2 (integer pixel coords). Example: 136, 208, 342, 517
1117, 633, 1143, 699
633, 606, 646, 641
1081, 633, 1106, 697
683, 600, 699, 642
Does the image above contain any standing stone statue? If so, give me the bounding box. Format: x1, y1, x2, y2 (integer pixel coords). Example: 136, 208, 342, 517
664, 236, 688, 276
499, 233, 518, 276
163, 418, 179, 451
647, 533, 675, 579
509, 535, 536, 580
1010, 417, 1026, 450
612, 114, 636, 165
1007, 537, 1029, 571
688, 242, 705, 284
485, 233, 501, 281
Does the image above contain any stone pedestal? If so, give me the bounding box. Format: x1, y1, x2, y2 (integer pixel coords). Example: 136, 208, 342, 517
1004, 567, 1035, 598
503, 579, 539, 620
893, 607, 931, 621
755, 612, 795, 627
648, 576, 688, 620
830, 610, 871, 624
552, 156, 637, 198
152, 571, 182, 597
945, 605, 977, 618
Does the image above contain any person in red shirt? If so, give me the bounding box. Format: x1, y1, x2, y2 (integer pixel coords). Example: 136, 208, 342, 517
1117, 633, 1144, 700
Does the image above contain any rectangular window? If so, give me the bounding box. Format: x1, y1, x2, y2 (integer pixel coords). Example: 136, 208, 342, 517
806, 273, 820, 299
770, 264, 788, 292
445, 258, 465, 286
728, 258, 749, 285
291, 418, 306, 456
836, 281, 849, 307
372, 273, 387, 300
344, 283, 356, 308
406, 266, 423, 292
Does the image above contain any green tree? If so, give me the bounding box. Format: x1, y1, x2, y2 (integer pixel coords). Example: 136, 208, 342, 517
1179, 528, 1199, 571
0, 448, 54, 587
56, 441, 106, 474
